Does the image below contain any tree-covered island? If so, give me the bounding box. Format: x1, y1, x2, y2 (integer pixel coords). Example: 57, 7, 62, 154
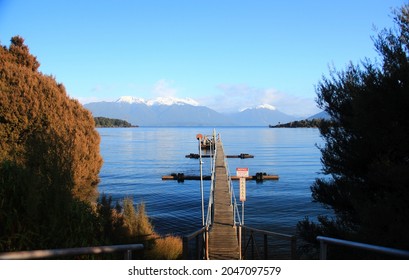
269, 118, 325, 128
94, 117, 138, 128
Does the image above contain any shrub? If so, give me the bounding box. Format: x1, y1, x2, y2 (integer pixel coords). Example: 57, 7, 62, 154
147, 235, 183, 260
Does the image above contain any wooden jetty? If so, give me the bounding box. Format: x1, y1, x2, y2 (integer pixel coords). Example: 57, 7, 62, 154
207, 139, 240, 260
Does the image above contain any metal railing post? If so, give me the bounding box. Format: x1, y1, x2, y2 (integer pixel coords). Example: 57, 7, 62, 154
291, 236, 297, 260
319, 239, 327, 260
182, 236, 189, 260
251, 230, 255, 259
238, 225, 242, 260
205, 226, 209, 260
124, 250, 132, 260
264, 234, 268, 259
242, 227, 246, 259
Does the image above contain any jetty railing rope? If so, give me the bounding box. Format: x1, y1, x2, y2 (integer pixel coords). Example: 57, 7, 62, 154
0, 244, 144, 260
317, 236, 409, 260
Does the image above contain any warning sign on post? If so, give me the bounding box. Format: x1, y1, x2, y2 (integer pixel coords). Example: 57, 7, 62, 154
237, 168, 248, 202
236, 167, 249, 178
239, 178, 246, 202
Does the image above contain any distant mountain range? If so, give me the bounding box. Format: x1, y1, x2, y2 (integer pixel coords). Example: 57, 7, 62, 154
307, 111, 330, 120
84, 96, 319, 126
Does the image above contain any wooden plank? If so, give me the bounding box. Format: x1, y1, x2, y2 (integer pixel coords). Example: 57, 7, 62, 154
208, 140, 240, 260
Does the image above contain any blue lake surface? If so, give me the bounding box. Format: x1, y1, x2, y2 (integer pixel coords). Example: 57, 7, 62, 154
97, 127, 331, 236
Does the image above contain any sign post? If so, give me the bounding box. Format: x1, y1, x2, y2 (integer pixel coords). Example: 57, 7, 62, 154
236, 168, 248, 225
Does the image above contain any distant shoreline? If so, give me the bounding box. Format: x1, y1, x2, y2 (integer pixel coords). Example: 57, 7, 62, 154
269, 118, 324, 128
94, 117, 138, 128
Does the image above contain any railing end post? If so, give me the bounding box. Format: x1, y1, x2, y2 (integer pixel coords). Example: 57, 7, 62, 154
124, 249, 132, 260
317, 236, 327, 260
291, 236, 297, 260
182, 236, 189, 260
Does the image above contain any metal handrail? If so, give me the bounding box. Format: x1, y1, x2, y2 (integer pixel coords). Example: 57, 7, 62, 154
242, 225, 295, 240
0, 244, 144, 260
205, 134, 217, 227
182, 227, 207, 260
241, 225, 297, 259
317, 236, 409, 259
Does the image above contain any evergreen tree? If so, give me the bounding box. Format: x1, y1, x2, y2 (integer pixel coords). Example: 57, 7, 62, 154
297, 5, 409, 258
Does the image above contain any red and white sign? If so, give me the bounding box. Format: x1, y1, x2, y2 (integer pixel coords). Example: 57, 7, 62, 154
236, 167, 249, 178
239, 178, 246, 202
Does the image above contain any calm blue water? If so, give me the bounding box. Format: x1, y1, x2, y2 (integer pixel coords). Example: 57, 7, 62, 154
97, 127, 330, 236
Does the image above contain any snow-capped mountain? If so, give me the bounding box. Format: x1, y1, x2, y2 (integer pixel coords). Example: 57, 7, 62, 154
84, 96, 296, 126
116, 96, 199, 106
116, 96, 146, 104
240, 104, 277, 112
85, 96, 232, 126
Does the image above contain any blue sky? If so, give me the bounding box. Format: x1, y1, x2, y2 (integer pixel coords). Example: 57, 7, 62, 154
0, 0, 406, 116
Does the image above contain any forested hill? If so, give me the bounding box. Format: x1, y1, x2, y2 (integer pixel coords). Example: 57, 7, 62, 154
269, 118, 324, 128
94, 117, 137, 127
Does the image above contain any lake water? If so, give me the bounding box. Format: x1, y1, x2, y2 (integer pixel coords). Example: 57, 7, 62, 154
97, 127, 330, 237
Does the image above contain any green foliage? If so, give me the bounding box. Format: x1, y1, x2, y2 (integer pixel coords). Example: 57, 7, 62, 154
297, 5, 409, 258
270, 118, 325, 128
94, 117, 136, 128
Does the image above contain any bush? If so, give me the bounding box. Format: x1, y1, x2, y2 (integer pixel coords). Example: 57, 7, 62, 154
147, 235, 183, 260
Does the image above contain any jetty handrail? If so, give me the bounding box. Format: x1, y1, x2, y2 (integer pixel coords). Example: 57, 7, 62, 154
219, 139, 241, 226
205, 134, 218, 227
317, 236, 409, 260
182, 227, 207, 259
241, 225, 296, 240
241, 225, 297, 259
0, 243, 144, 260
230, 176, 241, 226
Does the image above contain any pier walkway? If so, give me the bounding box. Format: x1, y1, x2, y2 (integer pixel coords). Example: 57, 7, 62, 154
207, 139, 240, 260
182, 132, 297, 260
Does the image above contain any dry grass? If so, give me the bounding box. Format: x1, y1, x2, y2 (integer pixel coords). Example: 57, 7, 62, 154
147, 235, 183, 260
121, 198, 182, 259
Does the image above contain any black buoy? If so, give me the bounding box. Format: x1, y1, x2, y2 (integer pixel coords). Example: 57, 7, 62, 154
177, 173, 185, 182
256, 172, 264, 182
